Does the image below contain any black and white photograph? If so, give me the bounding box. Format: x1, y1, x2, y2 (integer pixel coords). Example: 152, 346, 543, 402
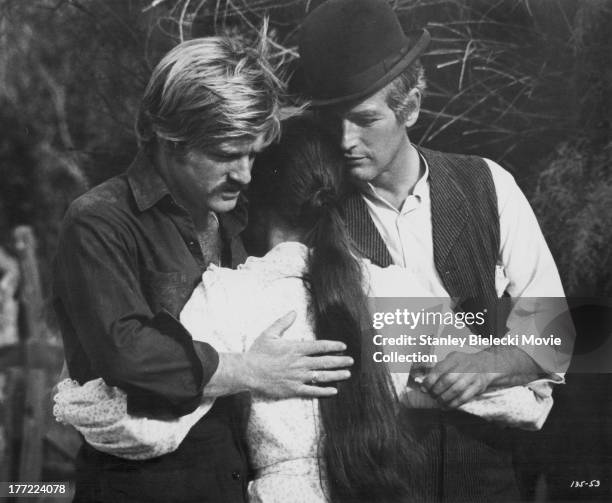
0, 0, 611, 502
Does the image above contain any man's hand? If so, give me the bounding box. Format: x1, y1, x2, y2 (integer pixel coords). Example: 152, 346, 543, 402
419, 351, 497, 409
204, 311, 353, 399
418, 346, 543, 409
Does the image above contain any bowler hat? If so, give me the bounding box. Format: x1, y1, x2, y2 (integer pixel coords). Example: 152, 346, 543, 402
298, 0, 430, 106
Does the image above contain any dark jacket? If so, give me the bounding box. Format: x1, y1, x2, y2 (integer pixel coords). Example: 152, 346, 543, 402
54, 151, 249, 503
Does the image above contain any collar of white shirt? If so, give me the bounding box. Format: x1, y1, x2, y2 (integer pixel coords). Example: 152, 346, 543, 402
362, 153, 430, 214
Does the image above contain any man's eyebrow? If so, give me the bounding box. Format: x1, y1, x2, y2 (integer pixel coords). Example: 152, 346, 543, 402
205, 147, 243, 159
345, 109, 381, 120
212, 142, 263, 156
317, 108, 381, 123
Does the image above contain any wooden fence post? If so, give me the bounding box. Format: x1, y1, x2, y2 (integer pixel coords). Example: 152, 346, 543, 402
17, 369, 47, 482
13, 226, 46, 344
13, 226, 47, 484
0, 368, 24, 482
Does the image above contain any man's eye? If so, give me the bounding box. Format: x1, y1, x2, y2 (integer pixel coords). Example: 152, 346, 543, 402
213, 152, 238, 161
356, 118, 378, 127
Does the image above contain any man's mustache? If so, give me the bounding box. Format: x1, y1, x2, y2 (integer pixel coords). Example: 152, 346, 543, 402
217, 181, 248, 193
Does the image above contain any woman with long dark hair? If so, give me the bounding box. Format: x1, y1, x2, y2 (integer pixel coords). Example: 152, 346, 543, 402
244, 116, 422, 502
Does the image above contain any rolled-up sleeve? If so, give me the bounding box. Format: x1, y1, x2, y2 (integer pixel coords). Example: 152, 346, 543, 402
487, 159, 575, 378
54, 205, 219, 417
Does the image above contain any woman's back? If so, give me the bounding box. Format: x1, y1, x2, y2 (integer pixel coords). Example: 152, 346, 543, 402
182, 242, 324, 502
181, 241, 435, 502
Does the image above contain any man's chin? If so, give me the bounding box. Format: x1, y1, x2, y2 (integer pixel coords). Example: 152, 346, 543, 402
347, 165, 375, 183
209, 195, 239, 213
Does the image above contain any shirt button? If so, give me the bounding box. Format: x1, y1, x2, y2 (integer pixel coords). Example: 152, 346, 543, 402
231, 471, 241, 481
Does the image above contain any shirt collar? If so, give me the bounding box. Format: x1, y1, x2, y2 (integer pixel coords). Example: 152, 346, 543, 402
414, 152, 430, 197
362, 151, 430, 209
126, 149, 247, 237
127, 149, 172, 212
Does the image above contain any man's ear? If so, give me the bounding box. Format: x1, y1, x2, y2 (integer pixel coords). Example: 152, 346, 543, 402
404, 88, 422, 128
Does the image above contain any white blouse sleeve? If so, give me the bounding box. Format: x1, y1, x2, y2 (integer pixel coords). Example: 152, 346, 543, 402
53, 378, 214, 460
399, 379, 555, 431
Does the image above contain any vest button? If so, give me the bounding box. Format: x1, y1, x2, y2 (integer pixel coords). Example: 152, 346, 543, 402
231, 471, 241, 481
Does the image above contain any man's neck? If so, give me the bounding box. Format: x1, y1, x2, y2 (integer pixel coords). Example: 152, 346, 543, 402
194, 211, 222, 267
369, 142, 422, 210
192, 209, 218, 232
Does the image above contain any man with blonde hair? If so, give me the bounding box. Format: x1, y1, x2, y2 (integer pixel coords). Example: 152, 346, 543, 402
54, 34, 351, 503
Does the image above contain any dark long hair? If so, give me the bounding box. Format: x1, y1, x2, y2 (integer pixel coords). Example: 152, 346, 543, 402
249, 117, 421, 503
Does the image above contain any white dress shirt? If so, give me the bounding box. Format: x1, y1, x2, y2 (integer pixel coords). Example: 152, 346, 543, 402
361, 155, 573, 376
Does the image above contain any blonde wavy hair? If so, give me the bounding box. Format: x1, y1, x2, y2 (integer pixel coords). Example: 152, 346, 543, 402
136, 26, 285, 152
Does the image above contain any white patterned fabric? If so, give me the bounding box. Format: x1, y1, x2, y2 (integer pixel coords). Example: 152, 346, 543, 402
54, 242, 557, 501
400, 378, 554, 431
53, 378, 213, 459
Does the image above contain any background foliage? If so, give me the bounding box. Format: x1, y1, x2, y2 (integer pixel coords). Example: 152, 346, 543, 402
0, 0, 611, 296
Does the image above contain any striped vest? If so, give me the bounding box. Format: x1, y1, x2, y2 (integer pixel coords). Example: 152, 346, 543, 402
343, 147, 500, 334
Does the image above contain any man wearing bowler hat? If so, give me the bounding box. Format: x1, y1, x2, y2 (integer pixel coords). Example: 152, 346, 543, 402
298, 0, 570, 501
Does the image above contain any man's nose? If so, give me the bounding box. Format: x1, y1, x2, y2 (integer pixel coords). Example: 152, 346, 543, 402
229, 156, 252, 185
340, 120, 357, 152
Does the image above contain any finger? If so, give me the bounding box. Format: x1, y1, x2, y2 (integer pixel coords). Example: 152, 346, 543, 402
306, 355, 354, 370
448, 385, 481, 409
296, 384, 340, 398
262, 311, 297, 338
436, 375, 473, 405
297, 339, 348, 355
304, 369, 351, 384
422, 359, 460, 392
428, 370, 465, 398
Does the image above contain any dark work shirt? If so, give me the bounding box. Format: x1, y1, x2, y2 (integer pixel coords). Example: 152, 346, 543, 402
53, 150, 248, 417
